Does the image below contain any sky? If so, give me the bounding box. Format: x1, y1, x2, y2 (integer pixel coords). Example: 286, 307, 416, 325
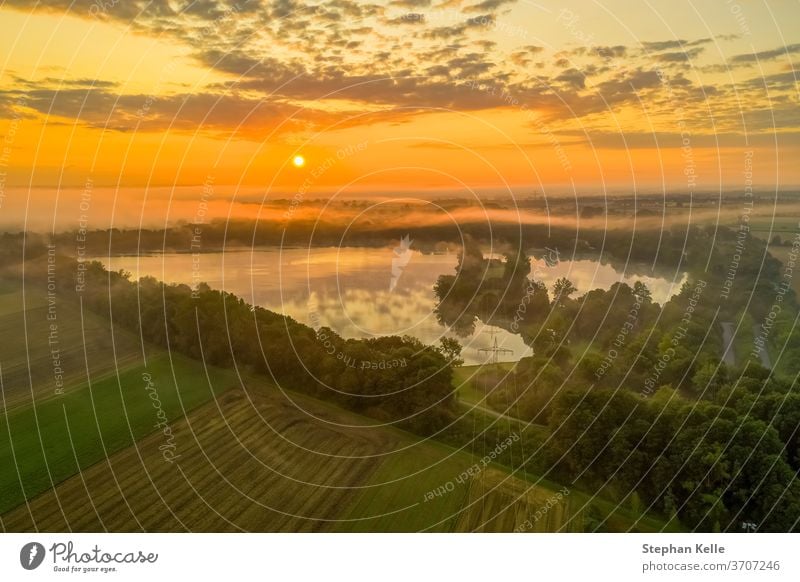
0, 0, 798, 229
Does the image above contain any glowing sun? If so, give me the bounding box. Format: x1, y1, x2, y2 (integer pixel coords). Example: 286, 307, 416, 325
293, 155, 305, 168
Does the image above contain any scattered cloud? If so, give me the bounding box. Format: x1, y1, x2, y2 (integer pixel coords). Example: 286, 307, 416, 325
389, 0, 432, 8
462, 0, 517, 13
385, 13, 426, 24
730, 43, 800, 64
0, 0, 797, 146
593, 45, 627, 59
653, 47, 705, 63
641, 38, 712, 51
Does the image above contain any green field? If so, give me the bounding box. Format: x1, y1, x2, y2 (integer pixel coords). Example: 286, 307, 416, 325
0, 352, 237, 515
2, 383, 669, 532
2, 387, 401, 531
334, 439, 473, 532
0, 290, 145, 410
453, 362, 517, 406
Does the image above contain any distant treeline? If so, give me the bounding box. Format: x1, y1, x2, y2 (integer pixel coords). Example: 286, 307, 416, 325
9, 219, 719, 274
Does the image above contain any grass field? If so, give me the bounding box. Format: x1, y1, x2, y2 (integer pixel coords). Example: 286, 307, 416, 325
334, 439, 473, 532
453, 362, 517, 405
2, 378, 670, 532
0, 289, 145, 410
0, 352, 237, 515
1, 387, 396, 531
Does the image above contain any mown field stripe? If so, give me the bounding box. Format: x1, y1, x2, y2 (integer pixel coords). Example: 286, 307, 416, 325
0, 352, 237, 515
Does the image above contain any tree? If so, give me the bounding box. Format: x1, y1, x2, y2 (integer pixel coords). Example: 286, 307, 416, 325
457, 234, 485, 275
633, 281, 652, 304
552, 277, 577, 306
691, 361, 727, 399
438, 337, 464, 367
502, 249, 531, 289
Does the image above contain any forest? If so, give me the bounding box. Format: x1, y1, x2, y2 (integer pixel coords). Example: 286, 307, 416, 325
434, 227, 800, 531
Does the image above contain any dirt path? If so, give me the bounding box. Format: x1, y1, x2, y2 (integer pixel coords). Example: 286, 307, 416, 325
465, 401, 525, 425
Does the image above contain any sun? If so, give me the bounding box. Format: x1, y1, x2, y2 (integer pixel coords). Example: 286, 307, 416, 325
293, 155, 305, 168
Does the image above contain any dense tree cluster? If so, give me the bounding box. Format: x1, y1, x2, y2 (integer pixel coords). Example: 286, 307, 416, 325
436, 228, 800, 397
547, 380, 800, 532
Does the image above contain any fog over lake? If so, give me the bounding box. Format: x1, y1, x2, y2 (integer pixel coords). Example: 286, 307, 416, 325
96, 247, 686, 365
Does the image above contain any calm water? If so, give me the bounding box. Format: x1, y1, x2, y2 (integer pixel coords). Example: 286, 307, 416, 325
97, 247, 685, 365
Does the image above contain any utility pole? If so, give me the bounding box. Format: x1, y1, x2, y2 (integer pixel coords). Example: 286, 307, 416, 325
478, 328, 513, 365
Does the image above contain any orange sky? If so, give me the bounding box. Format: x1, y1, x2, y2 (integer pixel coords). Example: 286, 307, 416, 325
0, 1, 798, 229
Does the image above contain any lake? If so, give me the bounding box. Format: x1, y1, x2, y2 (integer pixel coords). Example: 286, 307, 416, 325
95, 247, 686, 365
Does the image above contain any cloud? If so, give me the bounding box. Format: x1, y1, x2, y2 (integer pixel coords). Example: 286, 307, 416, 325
385, 13, 426, 25
462, 0, 517, 13
10, 75, 119, 89
2, 0, 798, 143
269, 0, 301, 18
653, 47, 705, 63
389, 0, 432, 7
510, 52, 531, 67
418, 12, 494, 39
555, 68, 586, 89
641, 38, 712, 51
594, 68, 661, 99
730, 43, 800, 64
555, 129, 800, 149
743, 71, 800, 90
593, 45, 627, 59
423, 24, 469, 39
0, 85, 350, 138
510, 45, 544, 66
741, 105, 800, 132
465, 13, 495, 27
